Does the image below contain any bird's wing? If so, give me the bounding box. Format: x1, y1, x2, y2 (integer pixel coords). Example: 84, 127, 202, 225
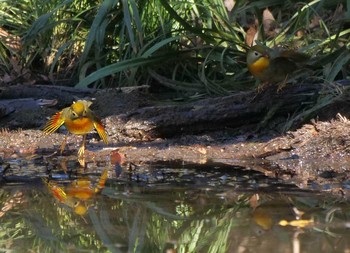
43, 110, 65, 134
270, 57, 298, 72
279, 50, 309, 63
92, 116, 108, 144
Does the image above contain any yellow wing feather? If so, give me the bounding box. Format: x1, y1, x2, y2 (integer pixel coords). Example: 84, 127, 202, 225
43, 111, 65, 134
86, 109, 108, 144
93, 120, 108, 144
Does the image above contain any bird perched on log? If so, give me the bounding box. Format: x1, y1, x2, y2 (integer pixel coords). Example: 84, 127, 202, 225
43, 100, 108, 157
246, 45, 310, 90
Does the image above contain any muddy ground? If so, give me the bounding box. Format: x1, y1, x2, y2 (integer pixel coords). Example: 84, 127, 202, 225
1, 87, 350, 198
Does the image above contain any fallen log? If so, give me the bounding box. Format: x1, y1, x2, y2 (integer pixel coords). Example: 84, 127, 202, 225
0, 84, 95, 106
107, 81, 350, 140
0, 82, 349, 140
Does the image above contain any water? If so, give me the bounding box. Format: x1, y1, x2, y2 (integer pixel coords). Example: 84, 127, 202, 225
0, 158, 350, 253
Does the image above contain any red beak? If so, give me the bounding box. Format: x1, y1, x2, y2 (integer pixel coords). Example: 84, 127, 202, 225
262, 51, 269, 58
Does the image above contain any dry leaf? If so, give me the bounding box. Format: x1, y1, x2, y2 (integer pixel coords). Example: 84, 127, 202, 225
0, 27, 21, 52
245, 24, 258, 46
110, 149, 125, 165
224, 0, 235, 12
263, 8, 280, 38
249, 194, 260, 209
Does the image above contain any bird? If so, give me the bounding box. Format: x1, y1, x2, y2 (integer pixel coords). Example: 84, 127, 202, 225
43, 100, 108, 157
246, 45, 309, 89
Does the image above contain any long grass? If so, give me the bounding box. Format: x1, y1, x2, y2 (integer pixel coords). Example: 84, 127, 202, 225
0, 0, 349, 127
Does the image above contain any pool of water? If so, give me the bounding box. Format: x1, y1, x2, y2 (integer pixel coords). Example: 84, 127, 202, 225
0, 158, 350, 252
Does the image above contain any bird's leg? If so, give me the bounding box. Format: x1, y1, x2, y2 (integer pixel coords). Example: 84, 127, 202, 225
256, 81, 269, 93
60, 135, 68, 154
78, 135, 86, 158
276, 75, 289, 93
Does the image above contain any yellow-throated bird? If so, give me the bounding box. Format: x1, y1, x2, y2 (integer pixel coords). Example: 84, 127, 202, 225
43, 100, 108, 156
247, 45, 309, 88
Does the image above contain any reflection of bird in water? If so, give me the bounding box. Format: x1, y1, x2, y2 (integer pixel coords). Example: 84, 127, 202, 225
252, 207, 273, 231
43, 100, 108, 157
44, 169, 108, 216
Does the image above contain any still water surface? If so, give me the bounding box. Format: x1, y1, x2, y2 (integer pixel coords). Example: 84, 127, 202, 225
0, 159, 349, 252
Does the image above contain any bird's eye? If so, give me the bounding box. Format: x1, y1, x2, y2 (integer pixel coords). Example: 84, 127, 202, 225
72, 111, 78, 117
254, 51, 259, 56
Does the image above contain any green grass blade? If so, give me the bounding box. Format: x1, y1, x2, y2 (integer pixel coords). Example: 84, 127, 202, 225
325, 48, 350, 82
141, 36, 180, 57
121, 0, 137, 53
75, 55, 169, 88
79, 0, 117, 69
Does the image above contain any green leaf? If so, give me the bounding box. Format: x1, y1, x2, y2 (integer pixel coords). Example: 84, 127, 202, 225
79, 0, 117, 70
75, 55, 169, 88
325, 48, 350, 82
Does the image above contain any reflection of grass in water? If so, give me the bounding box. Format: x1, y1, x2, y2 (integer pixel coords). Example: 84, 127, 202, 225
172, 201, 245, 253
0, 187, 105, 252
2, 177, 350, 252
94, 185, 252, 252
132, 192, 250, 253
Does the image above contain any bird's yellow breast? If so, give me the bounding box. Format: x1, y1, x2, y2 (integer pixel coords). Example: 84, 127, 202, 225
247, 56, 270, 80
64, 117, 94, 135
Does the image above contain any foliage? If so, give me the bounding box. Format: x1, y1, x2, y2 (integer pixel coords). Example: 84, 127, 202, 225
0, 0, 349, 128
0, 0, 347, 91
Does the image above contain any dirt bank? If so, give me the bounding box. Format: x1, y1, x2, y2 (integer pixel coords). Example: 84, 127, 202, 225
0, 86, 350, 197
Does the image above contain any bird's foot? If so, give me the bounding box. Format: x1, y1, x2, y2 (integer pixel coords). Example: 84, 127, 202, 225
276, 76, 289, 93
256, 81, 270, 93
77, 146, 86, 167
78, 145, 85, 158
60, 142, 66, 154
276, 83, 286, 93
78, 156, 86, 167
59, 136, 68, 154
